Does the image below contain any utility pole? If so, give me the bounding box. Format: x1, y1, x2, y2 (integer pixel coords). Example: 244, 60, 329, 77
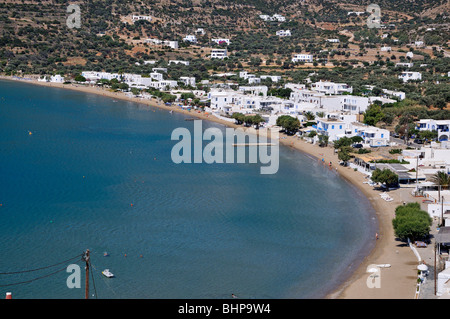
84, 249, 90, 300
434, 243, 437, 296
441, 196, 444, 227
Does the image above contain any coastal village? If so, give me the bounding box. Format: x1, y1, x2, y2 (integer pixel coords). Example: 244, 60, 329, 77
26, 52, 450, 298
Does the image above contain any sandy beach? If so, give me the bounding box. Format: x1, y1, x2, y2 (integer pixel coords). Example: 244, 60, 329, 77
1, 75, 420, 299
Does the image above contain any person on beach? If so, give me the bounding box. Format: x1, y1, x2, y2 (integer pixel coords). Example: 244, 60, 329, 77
375, 233, 379, 240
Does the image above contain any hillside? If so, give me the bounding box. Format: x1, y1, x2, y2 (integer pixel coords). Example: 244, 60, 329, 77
0, 0, 449, 108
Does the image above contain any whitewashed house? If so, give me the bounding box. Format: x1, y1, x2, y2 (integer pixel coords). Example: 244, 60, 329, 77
276, 30, 291, 37
395, 62, 414, 68
380, 46, 392, 52
211, 38, 230, 45
272, 14, 286, 22
399, 71, 422, 82
248, 77, 261, 84
183, 35, 197, 43
260, 75, 282, 83
311, 81, 353, 95
292, 54, 313, 63
150, 72, 164, 81
132, 15, 152, 22
211, 49, 228, 59
351, 123, 390, 147
179, 77, 196, 87
238, 86, 268, 97
169, 60, 190, 66
195, 28, 205, 35
163, 40, 178, 49
417, 119, 450, 141
50, 75, 64, 83
382, 89, 406, 100
326, 39, 340, 43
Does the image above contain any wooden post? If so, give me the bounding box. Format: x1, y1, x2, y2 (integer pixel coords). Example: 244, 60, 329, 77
85, 249, 90, 300
434, 243, 437, 296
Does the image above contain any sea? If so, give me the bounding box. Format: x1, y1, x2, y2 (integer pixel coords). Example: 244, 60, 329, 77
0, 79, 377, 299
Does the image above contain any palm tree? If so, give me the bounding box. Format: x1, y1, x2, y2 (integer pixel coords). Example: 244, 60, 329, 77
430, 171, 450, 201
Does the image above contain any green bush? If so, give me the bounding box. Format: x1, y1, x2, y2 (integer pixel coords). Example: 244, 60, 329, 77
392, 203, 432, 241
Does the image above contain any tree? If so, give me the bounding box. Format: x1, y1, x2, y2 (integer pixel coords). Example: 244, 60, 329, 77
276, 115, 300, 134
418, 130, 438, 143
304, 111, 315, 121
74, 74, 86, 82
333, 136, 353, 149
430, 170, 450, 201
351, 136, 364, 144
338, 147, 351, 164
363, 104, 385, 126
392, 203, 432, 241
318, 134, 329, 147
371, 168, 398, 190
232, 112, 245, 125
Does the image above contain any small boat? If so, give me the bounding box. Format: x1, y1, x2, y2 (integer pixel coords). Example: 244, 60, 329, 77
103, 252, 109, 257
102, 269, 114, 278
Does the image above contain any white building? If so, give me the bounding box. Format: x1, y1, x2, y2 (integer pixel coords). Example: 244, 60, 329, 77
132, 15, 152, 22
163, 40, 179, 49
260, 75, 282, 83
315, 118, 349, 142
311, 81, 353, 95
211, 38, 230, 45
351, 123, 390, 147
195, 28, 205, 35
417, 119, 450, 141
380, 46, 392, 52
292, 54, 313, 63
395, 62, 414, 68
146, 39, 178, 49
347, 11, 365, 15
248, 77, 261, 84
272, 14, 286, 22
169, 60, 190, 66
183, 35, 197, 43
149, 72, 164, 81
399, 71, 422, 83
238, 86, 268, 97
382, 89, 406, 100
326, 39, 340, 43
179, 77, 196, 87
152, 67, 167, 73
211, 49, 228, 59
50, 75, 64, 83
276, 30, 291, 37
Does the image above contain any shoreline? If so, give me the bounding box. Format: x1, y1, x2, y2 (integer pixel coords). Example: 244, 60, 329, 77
0, 75, 419, 299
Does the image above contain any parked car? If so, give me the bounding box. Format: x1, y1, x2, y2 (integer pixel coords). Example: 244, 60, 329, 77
352, 143, 363, 148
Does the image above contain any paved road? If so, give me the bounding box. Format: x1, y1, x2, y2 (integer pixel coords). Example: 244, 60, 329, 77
390, 136, 422, 148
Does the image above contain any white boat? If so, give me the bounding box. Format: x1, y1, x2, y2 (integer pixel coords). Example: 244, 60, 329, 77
102, 269, 114, 278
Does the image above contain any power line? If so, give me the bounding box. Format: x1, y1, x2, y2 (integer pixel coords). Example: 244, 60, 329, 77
0, 253, 83, 275
0, 265, 69, 288
89, 260, 98, 299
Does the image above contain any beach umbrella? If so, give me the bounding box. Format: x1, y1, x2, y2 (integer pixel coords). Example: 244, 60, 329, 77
418, 264, 428, 271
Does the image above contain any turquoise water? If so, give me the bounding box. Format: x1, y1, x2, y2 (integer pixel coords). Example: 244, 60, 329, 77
0, 80, 377, 299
